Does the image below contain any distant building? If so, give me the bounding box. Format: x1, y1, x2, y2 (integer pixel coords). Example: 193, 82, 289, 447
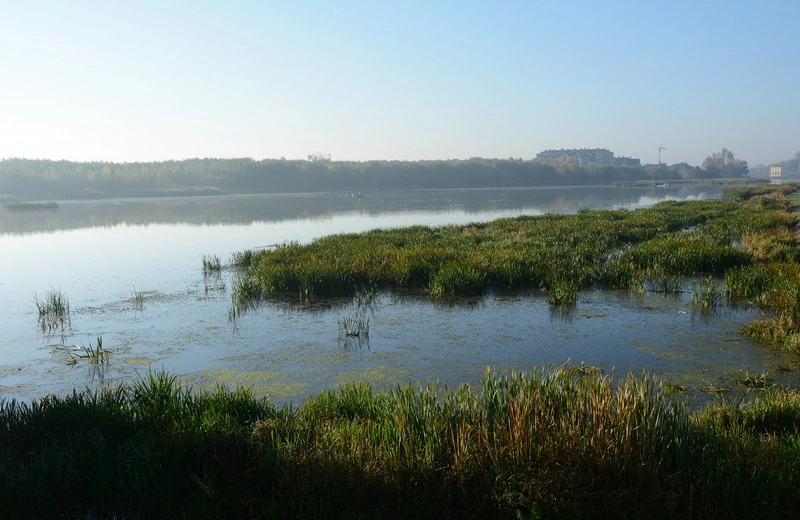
769, 165, 798, 185
535, 148, 640, 167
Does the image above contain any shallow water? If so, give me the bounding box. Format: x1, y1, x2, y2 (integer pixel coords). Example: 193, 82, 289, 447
1, 185, 796, 405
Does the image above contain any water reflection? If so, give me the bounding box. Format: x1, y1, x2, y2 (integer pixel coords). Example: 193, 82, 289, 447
0, 185, 724, 235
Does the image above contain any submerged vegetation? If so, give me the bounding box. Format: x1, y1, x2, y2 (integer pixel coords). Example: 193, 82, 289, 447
1, 366, 799, 518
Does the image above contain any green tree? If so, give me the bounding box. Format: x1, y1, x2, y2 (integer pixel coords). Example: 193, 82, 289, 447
701, 148, 748, 177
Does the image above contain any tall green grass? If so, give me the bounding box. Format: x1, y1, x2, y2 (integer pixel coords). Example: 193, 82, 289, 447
1, 366, 799, 518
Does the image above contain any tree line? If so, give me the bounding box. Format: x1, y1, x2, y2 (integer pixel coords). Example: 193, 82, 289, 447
0, 153, 747, 201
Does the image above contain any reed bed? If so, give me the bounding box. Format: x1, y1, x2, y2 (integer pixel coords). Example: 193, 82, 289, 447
1, 366, 799, 518
231, 190, 795, 306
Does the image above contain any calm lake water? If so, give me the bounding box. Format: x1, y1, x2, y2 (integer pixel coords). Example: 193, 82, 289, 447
1, 185, 795, 405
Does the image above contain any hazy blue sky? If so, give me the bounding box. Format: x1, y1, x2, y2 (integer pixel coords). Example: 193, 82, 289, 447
1, 1, 798, 166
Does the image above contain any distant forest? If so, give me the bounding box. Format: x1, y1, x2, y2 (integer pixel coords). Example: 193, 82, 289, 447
0, 156, 736, 201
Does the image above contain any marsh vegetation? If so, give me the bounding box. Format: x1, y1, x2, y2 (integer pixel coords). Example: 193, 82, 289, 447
1, 366, 798, 518
230, 185, 799, 329
9, 184, 800, 517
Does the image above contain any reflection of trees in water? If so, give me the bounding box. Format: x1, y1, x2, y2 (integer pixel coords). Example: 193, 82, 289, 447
0, 187, 723, 235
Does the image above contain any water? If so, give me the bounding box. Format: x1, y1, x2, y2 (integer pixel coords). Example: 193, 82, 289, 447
1, 185, 794, 405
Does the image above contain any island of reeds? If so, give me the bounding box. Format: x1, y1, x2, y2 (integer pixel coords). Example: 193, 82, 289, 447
230, 183, 800, 349
4, 184, 800, 518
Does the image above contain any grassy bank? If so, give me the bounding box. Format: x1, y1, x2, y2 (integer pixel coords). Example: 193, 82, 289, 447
2, 367, 799, 519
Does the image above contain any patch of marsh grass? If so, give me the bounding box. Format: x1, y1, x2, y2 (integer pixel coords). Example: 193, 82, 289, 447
338, 313, 370, 339
726, 369, 775, 390
229, 249, 261, 270
33, 288, 71, 334
131, 285, 145, 310
692, 276, 723, 312
201, 254, 223, 276
546, 279, 578, 305
646, 268, 684, 294
64, 336, 110, 365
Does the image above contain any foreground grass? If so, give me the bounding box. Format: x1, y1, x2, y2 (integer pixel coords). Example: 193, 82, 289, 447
1, 367, 799, 519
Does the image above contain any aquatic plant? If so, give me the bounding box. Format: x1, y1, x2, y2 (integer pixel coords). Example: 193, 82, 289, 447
131, 286, 145, 310
646, 268, 683, 294
338, 313, 370, 338
65, 336, 110, 365
203, 276, 226, 295
691, 276, 723, 311
231, 275, 262, 305
546, 278, 578, 305
201, 254, 223, 276
229, 249, 261, 270
698, 382, 731, 395
32, 288, 71, 334
726, 369, 775, 390
724, 265, 773, 304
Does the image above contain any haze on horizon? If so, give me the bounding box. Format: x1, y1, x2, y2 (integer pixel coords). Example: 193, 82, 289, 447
1, 1, 798, 167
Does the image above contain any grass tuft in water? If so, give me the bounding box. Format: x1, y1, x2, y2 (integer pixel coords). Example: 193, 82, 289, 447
338, 313, 370, 338
546, 279, 578, 305
726, 369, 775, 390
131, 285, 145, 310
32, 288, 71, 334
66, 336, 110, 365
691, 276, 723, 312
201, 254, 223, 276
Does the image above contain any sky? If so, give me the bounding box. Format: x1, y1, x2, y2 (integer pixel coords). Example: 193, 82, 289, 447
1, 0, 798, 166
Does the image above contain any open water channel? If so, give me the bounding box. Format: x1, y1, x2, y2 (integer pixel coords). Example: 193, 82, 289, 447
1, 185, 796, 406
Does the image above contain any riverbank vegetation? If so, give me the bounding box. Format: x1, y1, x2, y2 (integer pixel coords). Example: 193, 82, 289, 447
2, 366, 799, 519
